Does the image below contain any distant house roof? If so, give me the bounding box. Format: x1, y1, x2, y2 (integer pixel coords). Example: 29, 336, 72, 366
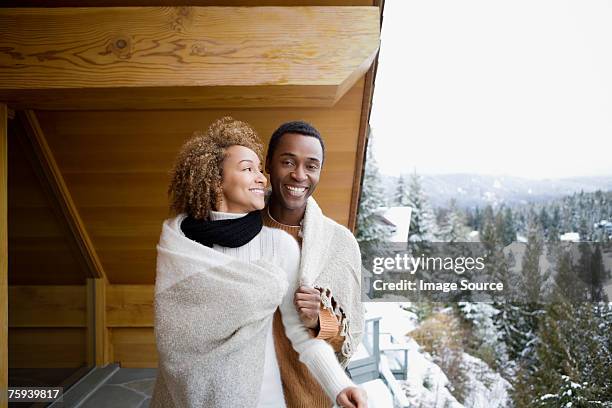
377, 207, 412, 242
560, 232, 580, 242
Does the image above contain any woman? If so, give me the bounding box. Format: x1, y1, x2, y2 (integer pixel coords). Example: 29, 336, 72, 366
150, 117, 366, 408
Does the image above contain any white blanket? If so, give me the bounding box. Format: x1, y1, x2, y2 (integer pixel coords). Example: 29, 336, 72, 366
300, 198, 365, 366
150, 216, 287, 408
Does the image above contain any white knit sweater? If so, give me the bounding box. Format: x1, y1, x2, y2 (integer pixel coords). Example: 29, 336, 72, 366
208, 211, 355, 405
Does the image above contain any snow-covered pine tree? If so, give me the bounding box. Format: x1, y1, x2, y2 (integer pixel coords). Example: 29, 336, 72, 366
589, 244, 607, 302
355, 131, 392, 243
480, 205, 496, 248
500, 207, 517, 246
394, 174, 409, 206
536, 375, 590, 408
407, 172, 436, 241
531, 303, 612, 407
530, 301, 575, 405
549, 205, 561, 242
437, 199, 470, 243
553, 250, 585, 303
406, 171, 436, 254
520, 218, 545, 304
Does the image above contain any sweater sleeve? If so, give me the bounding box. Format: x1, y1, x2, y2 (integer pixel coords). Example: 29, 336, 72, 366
315, 307, 341, 339
315, 306, 346, 354
273, 230, 355, 401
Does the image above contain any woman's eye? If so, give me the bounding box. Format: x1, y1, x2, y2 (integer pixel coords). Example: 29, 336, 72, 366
282, 161, 294, 166
243, 167, 252, 172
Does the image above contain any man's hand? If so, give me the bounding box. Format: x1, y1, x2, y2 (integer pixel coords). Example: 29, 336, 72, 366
294, 286, 321, 330
336, 386, 368, 408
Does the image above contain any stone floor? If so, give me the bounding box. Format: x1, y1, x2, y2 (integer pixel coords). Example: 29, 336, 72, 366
79, 368, 156, 408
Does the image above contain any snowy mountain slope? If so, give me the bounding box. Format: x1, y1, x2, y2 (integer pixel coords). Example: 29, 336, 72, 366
364, 303, 511, 408
383, 174, 612, 208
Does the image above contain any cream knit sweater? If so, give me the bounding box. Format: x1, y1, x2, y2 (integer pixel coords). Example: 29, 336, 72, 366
208, 211, 354, 405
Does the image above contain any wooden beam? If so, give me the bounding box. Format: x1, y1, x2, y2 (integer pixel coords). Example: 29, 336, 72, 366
86, 279, 108, 366
86, 280, 95, 366
95, 279, 108, 365
348, 0, 383, 232
17, 111, 107, 282
0, 103, 7, 408
2, 86, 340, 111
347, 64, 375, 232
0, 7, 380, 109
1, 0, 374, 6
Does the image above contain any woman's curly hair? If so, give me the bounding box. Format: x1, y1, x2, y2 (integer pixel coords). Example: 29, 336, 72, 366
168, 117, 263, 220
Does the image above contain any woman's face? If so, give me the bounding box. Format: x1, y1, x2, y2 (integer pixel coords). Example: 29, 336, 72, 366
217, 145, 267, 213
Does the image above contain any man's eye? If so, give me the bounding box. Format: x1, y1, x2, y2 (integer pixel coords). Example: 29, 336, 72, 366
308, 164, 319, 170
243, 167, 252, 172
282, 161, 294, 166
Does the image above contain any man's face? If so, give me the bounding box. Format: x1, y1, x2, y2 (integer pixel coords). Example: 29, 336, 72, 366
266, 133, 323, 211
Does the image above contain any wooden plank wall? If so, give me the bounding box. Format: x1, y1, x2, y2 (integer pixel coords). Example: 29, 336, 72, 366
38, 78, 365, 285
8, 286, 88, 369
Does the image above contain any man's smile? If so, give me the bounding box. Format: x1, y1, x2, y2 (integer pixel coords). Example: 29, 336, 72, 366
284, 184, 308, 197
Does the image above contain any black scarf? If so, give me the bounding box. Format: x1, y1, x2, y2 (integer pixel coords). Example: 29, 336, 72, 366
180, 210, 263, 248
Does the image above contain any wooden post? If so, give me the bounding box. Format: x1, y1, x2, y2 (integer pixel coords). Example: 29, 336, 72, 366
1, 103, 8, 408
86, 278, 108, 367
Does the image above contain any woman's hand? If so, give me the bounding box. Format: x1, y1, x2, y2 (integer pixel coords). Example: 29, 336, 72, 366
336, 386, 368, 408
294, 286, 321, 329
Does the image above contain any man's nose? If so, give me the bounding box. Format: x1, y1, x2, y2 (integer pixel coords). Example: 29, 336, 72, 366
291, 166, 307, 181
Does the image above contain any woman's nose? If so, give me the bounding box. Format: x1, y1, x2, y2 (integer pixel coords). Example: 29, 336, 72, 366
256, 170, 267, 186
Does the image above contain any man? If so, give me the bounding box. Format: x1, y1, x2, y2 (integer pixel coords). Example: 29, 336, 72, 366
263, 121, 367, 408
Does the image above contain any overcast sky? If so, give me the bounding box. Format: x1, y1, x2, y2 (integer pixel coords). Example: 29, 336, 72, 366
370, 0, 612, 179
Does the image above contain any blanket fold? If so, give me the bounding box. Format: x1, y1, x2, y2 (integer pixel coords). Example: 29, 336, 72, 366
150, 215, 288, 408
300, 198, 364, 367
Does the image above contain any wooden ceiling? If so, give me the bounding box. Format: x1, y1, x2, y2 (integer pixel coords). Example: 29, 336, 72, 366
2, 1, 375, 6
0, 6, 379, 109
2, 1, 382, 285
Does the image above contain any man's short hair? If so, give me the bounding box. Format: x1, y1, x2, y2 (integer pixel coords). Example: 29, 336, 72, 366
266, 121, 325, 164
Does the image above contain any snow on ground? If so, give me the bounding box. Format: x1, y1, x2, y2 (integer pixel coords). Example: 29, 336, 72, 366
402, 336, 463, 408
365, 302, 418, 339
462, 353, 511, 408
364, 302, 511, 408
362, 379, 394, 408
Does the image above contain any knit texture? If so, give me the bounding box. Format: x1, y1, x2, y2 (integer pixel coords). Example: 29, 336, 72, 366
298, 197, 364, 365
264, 199, 364, 408
152, 212, 354, 407
150, 214, 287, 408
